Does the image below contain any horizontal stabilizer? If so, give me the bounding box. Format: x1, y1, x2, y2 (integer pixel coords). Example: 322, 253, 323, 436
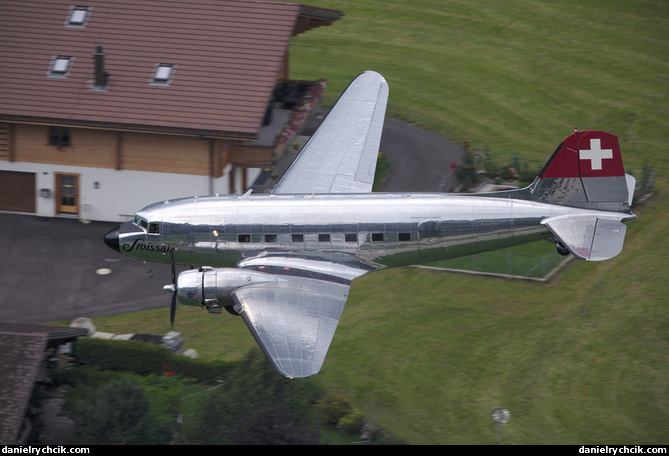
542, 214, 630, 261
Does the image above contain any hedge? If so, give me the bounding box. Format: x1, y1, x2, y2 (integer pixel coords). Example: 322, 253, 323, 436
74, 337, 236, 381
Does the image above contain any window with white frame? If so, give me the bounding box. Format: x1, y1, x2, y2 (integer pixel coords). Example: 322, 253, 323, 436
151, 63, 176, 85
66, 6, 92, 27
48, 56, 74, 78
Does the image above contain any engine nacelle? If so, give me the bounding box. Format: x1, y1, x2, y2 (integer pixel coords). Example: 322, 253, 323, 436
176, 267, 281, 313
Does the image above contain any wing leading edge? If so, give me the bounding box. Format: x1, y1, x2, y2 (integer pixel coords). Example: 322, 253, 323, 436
272, 71, 389, 194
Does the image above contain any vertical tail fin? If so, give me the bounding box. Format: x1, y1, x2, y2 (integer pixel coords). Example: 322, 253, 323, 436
531, 130, 634, 213
530, 130, 636, 261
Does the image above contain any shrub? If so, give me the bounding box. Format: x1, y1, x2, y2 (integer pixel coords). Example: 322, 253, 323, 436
337, 408, 366, 435
315, 393, 352, 426
72, 376, 171, 445
74, 337, 235, 381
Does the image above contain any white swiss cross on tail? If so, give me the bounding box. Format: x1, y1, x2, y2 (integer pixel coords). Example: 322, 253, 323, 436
579, 138, 613, 171
538, 130, 625, 179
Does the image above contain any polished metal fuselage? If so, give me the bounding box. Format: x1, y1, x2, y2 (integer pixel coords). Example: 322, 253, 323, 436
118, 190, 603, 272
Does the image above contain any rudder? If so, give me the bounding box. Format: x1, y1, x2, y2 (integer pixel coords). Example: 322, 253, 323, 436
530, 130, 633, 212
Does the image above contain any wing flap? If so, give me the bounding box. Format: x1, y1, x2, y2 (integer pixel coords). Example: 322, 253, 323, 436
542, 214, 629, 261
231, 277, 350, 378
272, 71, 389, 194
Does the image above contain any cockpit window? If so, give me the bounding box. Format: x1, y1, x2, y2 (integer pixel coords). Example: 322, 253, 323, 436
133, 215, 148, 230
148, 222, 160, 234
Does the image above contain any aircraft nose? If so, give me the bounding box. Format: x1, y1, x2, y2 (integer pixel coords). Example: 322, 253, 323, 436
103, 226, 121, 252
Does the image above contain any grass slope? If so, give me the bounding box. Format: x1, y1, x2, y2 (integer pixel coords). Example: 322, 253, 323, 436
289, 0, 669, 444
324, 198, 668, 444
292, 0, 668, 176
92, 0, 668, 444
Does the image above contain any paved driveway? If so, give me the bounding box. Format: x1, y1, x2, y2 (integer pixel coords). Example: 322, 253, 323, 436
0, 214, 172, 324
379, 118, 462, 192
0, 119, 463, 324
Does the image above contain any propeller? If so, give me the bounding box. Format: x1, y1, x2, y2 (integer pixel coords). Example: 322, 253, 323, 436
170, 248, 177, 327
163, 246, 178, 328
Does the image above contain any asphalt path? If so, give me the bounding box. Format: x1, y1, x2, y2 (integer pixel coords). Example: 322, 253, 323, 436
0, 119, 463, 325
0, 214, 171, 324
379, 118, 462, 192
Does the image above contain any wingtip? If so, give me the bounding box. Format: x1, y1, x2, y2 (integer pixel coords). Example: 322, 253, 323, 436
354, 70, 387, 86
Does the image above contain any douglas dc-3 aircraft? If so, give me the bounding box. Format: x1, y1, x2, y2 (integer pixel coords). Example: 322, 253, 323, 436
104, 71, 636, 378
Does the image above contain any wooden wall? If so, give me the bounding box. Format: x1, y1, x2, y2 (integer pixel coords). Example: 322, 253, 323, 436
120, 132, 210, 175
9, 125, 118, 169
229, 143, 274, 168
1, 124, 245, 177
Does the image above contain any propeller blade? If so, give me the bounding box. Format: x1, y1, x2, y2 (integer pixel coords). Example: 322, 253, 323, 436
170, 291, 177, 328
169, 246, 177, 328
170, 247, 176, 284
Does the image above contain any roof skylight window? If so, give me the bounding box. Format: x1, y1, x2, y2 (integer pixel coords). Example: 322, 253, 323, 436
151, 63, 176, 85
66, 6, 91, 27
48, 56, 74, 78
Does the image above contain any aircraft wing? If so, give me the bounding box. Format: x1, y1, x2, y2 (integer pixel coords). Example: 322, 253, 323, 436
230, 276, 351, 378
272, 71, 389, 194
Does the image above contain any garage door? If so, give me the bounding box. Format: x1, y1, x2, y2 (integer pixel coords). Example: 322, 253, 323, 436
0, 170, 36, 212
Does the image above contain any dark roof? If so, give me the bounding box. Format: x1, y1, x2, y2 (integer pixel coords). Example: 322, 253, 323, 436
0, 324, 87, 444
0, 0, 341, 139
0, 329, 48, 444
0, 323, 88, 348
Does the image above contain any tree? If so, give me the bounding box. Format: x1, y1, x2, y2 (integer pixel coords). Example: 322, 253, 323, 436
456, 146, 478, 190
181, 349, 323, 444
226, 405, 321, 445
73, 376, 171, 445
315, 393, 352, 425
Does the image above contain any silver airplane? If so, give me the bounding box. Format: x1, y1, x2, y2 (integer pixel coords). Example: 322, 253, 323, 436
104, 71, 636, 378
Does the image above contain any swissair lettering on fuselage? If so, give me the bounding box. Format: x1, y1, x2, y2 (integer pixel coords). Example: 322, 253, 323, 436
122, 239, 172, 253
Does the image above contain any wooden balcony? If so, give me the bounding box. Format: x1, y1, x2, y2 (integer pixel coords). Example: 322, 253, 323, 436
229, 79, 328, 168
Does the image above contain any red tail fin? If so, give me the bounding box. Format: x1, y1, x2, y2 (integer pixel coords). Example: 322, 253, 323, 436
532, 131, 632, 211
539, 130, 625, 179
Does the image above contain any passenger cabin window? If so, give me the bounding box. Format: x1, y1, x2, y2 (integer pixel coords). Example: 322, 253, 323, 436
372, 233, 384, 242
291, 234, 304, 243
238, 234, 250, 243
345, 233, 357, 243
399, 232, 411, 242
264, 234, 277, 243
318, 234, 331, 242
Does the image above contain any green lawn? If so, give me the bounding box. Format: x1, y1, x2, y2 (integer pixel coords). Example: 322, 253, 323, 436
427, 240, 568, 279
90, 0, 668, 444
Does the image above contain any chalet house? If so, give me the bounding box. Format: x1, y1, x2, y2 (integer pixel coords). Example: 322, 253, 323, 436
0, 0, 341, 222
